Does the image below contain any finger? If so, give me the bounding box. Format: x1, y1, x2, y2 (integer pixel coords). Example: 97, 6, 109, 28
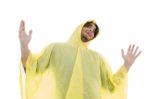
135, 51, 142, 58
130, 44, 135, 54
127, 44, 131, 54
121, 49, 125, 58
19, 20, 25, 32
133, 46, 139, 56
29, 30, 32, 38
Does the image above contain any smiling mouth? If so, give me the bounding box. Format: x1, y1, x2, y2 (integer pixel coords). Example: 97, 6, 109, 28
85, 33, 91, 39
83, 36, 88, 40
81, 34, 90, 42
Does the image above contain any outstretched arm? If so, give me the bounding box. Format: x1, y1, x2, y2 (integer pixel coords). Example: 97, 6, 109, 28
121, 44, 141, 71
19, 20, 32, 70
99, 44, 141, 93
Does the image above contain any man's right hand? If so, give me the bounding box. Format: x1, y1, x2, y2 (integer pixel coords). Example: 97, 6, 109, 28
19, 20, 32, 46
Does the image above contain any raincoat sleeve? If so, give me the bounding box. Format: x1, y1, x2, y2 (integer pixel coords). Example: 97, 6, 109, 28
99, 54, 128, 99
19, 43, 55, 99
26, 43, 55, 74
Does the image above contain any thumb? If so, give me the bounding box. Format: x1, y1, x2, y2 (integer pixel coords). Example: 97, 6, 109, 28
29, 30, 32, 38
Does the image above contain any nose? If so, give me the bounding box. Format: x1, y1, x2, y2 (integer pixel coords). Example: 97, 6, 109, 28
89, 28, 92, 32
87, 30, 94, 36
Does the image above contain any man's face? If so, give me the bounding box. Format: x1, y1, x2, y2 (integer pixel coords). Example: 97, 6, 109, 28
81, 23, 96, 42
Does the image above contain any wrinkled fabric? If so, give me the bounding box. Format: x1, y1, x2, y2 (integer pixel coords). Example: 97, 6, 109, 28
20, 20, 128, 99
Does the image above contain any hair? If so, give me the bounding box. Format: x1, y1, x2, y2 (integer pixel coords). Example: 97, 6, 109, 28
83, 21, 99, 38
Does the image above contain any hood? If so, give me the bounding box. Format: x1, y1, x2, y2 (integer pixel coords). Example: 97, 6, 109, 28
67, 20, 100, 48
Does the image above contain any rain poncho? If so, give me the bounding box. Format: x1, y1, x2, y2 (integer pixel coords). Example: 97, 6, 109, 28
20, 20, 128, 99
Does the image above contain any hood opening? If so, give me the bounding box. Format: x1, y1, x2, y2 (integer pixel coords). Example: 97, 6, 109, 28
68, 20, 100, 48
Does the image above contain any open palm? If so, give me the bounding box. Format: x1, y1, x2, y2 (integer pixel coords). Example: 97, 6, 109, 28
19, 20, 32, 46
121, 44, 141, 70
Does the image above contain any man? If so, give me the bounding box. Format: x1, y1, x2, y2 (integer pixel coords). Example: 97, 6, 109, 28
19, 20, 141, 99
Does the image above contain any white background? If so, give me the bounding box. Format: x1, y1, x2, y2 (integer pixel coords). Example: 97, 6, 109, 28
0, 0, 149, 98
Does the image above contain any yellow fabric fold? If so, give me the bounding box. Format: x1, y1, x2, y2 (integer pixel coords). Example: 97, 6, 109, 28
99, 54, 128, 99
65, 50, 83, 99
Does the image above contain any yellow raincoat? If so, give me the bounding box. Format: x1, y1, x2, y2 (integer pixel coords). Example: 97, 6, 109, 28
20, 20, 128, 99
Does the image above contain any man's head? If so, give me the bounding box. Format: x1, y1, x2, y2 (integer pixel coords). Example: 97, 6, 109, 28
81, 21, 99, 42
